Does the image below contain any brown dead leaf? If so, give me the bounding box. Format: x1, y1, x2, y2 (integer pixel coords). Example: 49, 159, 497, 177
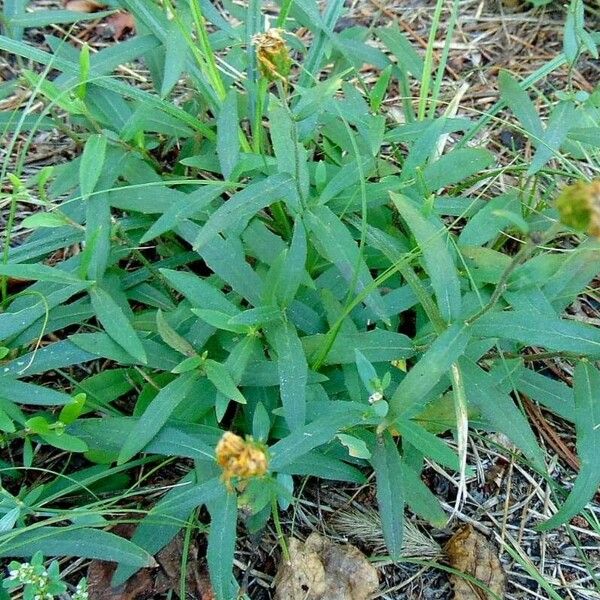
274, 533, 379, 600
103, 12, 135, 40
88, 525, 212, 600
445, 525, 506, 600
64, 0, 106, 12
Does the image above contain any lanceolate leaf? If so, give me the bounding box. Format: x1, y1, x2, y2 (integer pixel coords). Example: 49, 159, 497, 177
216, 89, 240, 180
113, 477, 221, 585
192, 174, 295, 250
269, 321, 308, 430
80, 134, 107, 201
0, 527, 156, 568
396, 419, 461, 471
498, 71, 544, 141
117, 371, 200, 464
89, 285, 147, 364
207, 489, 238, 600
306, 205, 388, 322
472, 310, 600, 357
401, 461, 447, 527
539, 363, 600, 530
460, 358, 545, 471
391, 193, 461, 323
370, 431, 404, 560
275, 219, 308, 308
528, 101, 575, 175
391, 323, 471, 418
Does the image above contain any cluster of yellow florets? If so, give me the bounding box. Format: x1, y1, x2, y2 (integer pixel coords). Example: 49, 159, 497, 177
215, 431, 268, 487
556, 179, 600, 238
252, 29, 292, 82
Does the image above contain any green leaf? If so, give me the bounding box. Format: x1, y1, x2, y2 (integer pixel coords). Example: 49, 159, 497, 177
395, 419, 461, 471
156, 310, 196, 357
113, 477, 221, 585
59, 393, 86, 425
70, 417, 217, 462
337, 433, 371, 459
281, 451, 365, 483
539, 362, 600, 530
1, 340, 97, 377
391, 193, 461, 322
0, 263, 83, 285
140, 185, 226, 243
207, 490, 238, 600
0, 379, 73, 406
217, 89, 240, 180
303, 329, 414, 365
458, 192, 522, 247
41, 431, 88, 453
8, 9, 115, 28
377, 26, 423, 77
355, 349, 378, 393
89, 285, 147, 364
498, 71, 544, 140
160, 268, 237, 313
269, 321, 307, 430
528, 101, 575, 175
275, 219, 308, 308
306, 205, 388, 322
516, 367, 575, 421
0, 527, 156, 568
370, 431, 404, 560
472, 310, 600, 357
117, 371, 200, 464
79, 134, 107, 200
161, 19, 188, 97
460, 359, 545, 471
401, 461, 447, 527
21, 212, 71, 229
192, 174, 295, 250
204, 360, 246, 404
423, 148, 494, 191
270, 409, 364, 470
269, 102, 309, 197
391, 323, 471, 418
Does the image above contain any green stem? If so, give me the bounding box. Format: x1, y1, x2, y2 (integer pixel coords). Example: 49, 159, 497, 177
252, 78, 268, 154
1, 190, 20, 304
276, 0, 295, 27
418, 0, 444, 120
466, 222, 562, 325
271, 496, 289, 561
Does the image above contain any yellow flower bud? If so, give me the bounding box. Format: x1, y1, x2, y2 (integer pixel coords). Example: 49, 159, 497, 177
252, 29, 292, 83
215, 431, 268, 488
556, 179, 600, 238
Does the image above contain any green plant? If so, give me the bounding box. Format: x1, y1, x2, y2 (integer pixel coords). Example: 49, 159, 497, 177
0, 0, 599, 597
2, 551, 88, 600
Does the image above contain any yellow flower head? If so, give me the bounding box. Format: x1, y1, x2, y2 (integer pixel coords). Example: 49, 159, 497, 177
252, 29, 292, 82
215, 431, 268, 487
556, 179, 600, 238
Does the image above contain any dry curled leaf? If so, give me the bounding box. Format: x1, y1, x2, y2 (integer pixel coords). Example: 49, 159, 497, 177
445, 525, 506, 600
64, 0, 106, 12
103, 12, 135, 40
274, 533, 378, 600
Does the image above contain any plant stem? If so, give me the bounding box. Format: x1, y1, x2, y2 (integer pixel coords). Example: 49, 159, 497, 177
466, 222, 562, 325
272, 497, 289, 561
1, 190, 20, 304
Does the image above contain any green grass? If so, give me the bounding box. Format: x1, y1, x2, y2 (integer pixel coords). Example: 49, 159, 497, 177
0, 0, 599, 598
